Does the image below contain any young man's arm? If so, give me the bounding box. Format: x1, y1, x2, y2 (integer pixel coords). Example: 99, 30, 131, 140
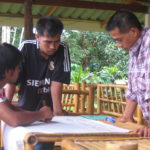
51, 81, 66, 115
50, 42, 71, 115
119, 99, 137, 122
0, 100, 53, 126
4, 83, 16, 102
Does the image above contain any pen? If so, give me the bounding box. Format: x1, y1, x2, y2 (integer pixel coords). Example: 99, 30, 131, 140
104, 117, 115, 123
42, 100, 47, 106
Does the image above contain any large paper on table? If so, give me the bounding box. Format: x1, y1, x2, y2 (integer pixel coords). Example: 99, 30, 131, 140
2, 116, 130, 150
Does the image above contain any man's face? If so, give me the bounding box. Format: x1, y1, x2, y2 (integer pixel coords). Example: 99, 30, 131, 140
5, 65, 20, 84
109, 27, 138, 51
36, 33, 61, 58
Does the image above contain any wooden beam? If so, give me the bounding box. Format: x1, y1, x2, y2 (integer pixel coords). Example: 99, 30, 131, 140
0, 12, 104, 24
24, 0, 34, 40
0, 0, 148, 13
46, 6, 58, 16
0, 0, 23, 3
137, 0, 150, 5
122, 0, 136, 4
0, 13, 40, 18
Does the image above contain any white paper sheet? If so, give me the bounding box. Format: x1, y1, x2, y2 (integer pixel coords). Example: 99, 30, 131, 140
2, 116, 131, 150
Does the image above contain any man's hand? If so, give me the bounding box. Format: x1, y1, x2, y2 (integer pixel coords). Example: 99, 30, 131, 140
134, 126, 150, 137
118, 99, 137, 123
40, 106, 53, 122
118, 115, 136, 123
54, 109, 68, 116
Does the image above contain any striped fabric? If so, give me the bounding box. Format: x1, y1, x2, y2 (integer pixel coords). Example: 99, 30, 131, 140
60, 41, 71, 72
126, 28, 150, 124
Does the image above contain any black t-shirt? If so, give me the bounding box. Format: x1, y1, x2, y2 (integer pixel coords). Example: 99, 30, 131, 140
17, 40, 71, 111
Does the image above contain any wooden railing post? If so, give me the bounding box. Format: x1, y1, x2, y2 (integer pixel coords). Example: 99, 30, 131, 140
80, 81, 86, 113
87, 87, 94, 114
74, 83, 80, 113
97, 84, 101, 114
24, 133, 37, 150
137, 106, 143, 124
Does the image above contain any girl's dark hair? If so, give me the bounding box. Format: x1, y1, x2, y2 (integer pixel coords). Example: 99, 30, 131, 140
0, 43, 22, 80
106, 9, 142, 33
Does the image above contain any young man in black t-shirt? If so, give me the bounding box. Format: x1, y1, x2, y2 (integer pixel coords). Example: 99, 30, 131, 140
0, 43, 52, 127
5, 16, 71, 150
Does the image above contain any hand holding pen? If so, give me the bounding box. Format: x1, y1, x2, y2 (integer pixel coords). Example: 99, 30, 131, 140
39, 100, 53, 123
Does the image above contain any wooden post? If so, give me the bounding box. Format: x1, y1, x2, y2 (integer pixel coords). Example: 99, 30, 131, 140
97, 84, 101, 114
105, 141, 138, 150
1, 26, 10, 43
137, 106, 143, 124
24, 133, 38, 150
61, 140, 87, 150
87, 87, 94, 114
24, 144, 35, 150
80, 81, 86, 113
74, 83, 80, 113
24, 0, 34, 40
145, 7, 150, 27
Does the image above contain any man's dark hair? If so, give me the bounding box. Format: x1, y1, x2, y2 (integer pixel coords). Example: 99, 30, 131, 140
36, 16, 64, 37
106, 9, 142, 33
0, 43, 22, 80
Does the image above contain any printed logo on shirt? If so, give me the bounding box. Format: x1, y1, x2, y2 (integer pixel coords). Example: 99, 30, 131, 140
26, 78, 51, 95
27, 78, 50, 87
48, 61, 55, 71
37, 87, 50, 94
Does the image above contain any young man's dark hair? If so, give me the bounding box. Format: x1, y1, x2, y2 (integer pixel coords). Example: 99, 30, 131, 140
0, 43, 22, 80
106, 9, 143, 33
36, 16, 64, 37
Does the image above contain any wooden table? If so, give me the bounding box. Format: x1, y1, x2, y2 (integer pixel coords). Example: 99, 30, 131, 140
61, 139, 150, 150
2, 116, 145, 150
61, 120, 150, 150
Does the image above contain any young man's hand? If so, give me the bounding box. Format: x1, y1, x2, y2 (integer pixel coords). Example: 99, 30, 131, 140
134, 126, 150, 137
118, 115, 136, 123
40, 106, 53, 122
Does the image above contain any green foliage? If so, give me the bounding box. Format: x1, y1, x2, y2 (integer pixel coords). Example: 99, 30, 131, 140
96, 66, 127, 84
62, 31, 129, 75
62, 31, 128, 84
10, 27, 23, 47
71, 64, 89, 83
71, 64, 127, 84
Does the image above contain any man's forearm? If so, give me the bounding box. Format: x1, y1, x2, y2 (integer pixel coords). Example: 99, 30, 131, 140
119, 99, 137, 122
4, 84, 16, 102
123, 99, 137, 118
0, 101, 45, 126
51, 81, 63, 114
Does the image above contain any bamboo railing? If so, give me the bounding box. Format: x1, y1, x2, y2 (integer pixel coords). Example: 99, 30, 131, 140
96, 83, 143, 124
62, 84, 94, 114
12, 82, 144, 124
